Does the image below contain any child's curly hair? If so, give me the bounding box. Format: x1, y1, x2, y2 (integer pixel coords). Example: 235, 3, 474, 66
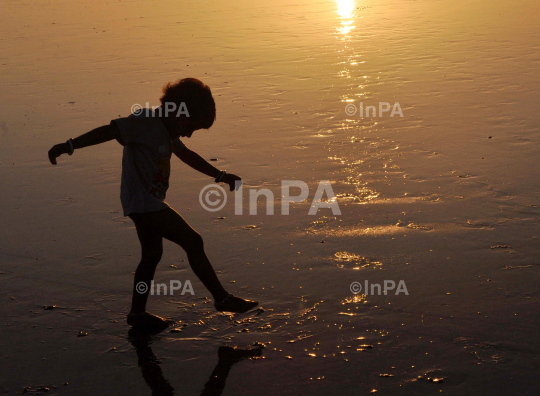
160, 78, 216, 129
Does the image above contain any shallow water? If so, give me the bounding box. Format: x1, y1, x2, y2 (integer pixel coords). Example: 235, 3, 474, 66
1, 0, 540, 394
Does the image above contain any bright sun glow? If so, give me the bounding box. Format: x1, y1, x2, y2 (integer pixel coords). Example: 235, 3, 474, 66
335, 0, 355, 19
335, 0, 356, 35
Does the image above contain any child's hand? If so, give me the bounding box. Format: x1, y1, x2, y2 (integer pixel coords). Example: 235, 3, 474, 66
222, 173, 242, 191
48, 142, 69, 165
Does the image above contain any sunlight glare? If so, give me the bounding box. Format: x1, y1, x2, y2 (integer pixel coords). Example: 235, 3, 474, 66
335, 0, 355, 19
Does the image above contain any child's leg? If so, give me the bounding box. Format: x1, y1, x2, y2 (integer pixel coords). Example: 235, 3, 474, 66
129, 207, 257, 316
129, 218, 164, 314
138, 207, 229, 302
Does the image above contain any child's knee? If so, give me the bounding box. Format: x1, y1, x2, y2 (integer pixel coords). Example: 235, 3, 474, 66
167, 227, 203, 252
141, 248, 163, 266
186, 231, 204, 251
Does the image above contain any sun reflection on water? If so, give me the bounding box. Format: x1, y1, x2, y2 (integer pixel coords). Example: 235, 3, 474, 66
335, 0, 356, 35
335, 0, 356, 20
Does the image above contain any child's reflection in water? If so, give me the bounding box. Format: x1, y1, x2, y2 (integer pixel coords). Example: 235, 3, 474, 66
128, 328, 263, 396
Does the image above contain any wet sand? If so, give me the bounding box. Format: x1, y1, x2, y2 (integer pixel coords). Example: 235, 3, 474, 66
1, 0, 540, 394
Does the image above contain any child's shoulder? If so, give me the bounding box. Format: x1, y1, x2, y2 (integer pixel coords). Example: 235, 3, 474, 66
113, 108, 166, 145
129, 108, 159, 120
118, 108, 162, 129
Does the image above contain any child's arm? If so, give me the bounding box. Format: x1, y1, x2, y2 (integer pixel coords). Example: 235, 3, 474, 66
174, 147, 241, 191
48, 123, 122, 165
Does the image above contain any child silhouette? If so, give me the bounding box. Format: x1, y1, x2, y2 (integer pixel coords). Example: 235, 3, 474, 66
48, 78, 258, 328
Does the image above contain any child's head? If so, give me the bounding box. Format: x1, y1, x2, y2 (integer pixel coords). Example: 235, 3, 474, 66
160, 78, 216, 137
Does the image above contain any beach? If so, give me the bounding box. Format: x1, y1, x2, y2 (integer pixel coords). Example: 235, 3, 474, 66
1, 0, 539, 394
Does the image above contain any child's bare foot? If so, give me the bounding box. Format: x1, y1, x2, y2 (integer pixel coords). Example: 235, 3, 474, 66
127, 312, 173, 328
214, 294, 258, 313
